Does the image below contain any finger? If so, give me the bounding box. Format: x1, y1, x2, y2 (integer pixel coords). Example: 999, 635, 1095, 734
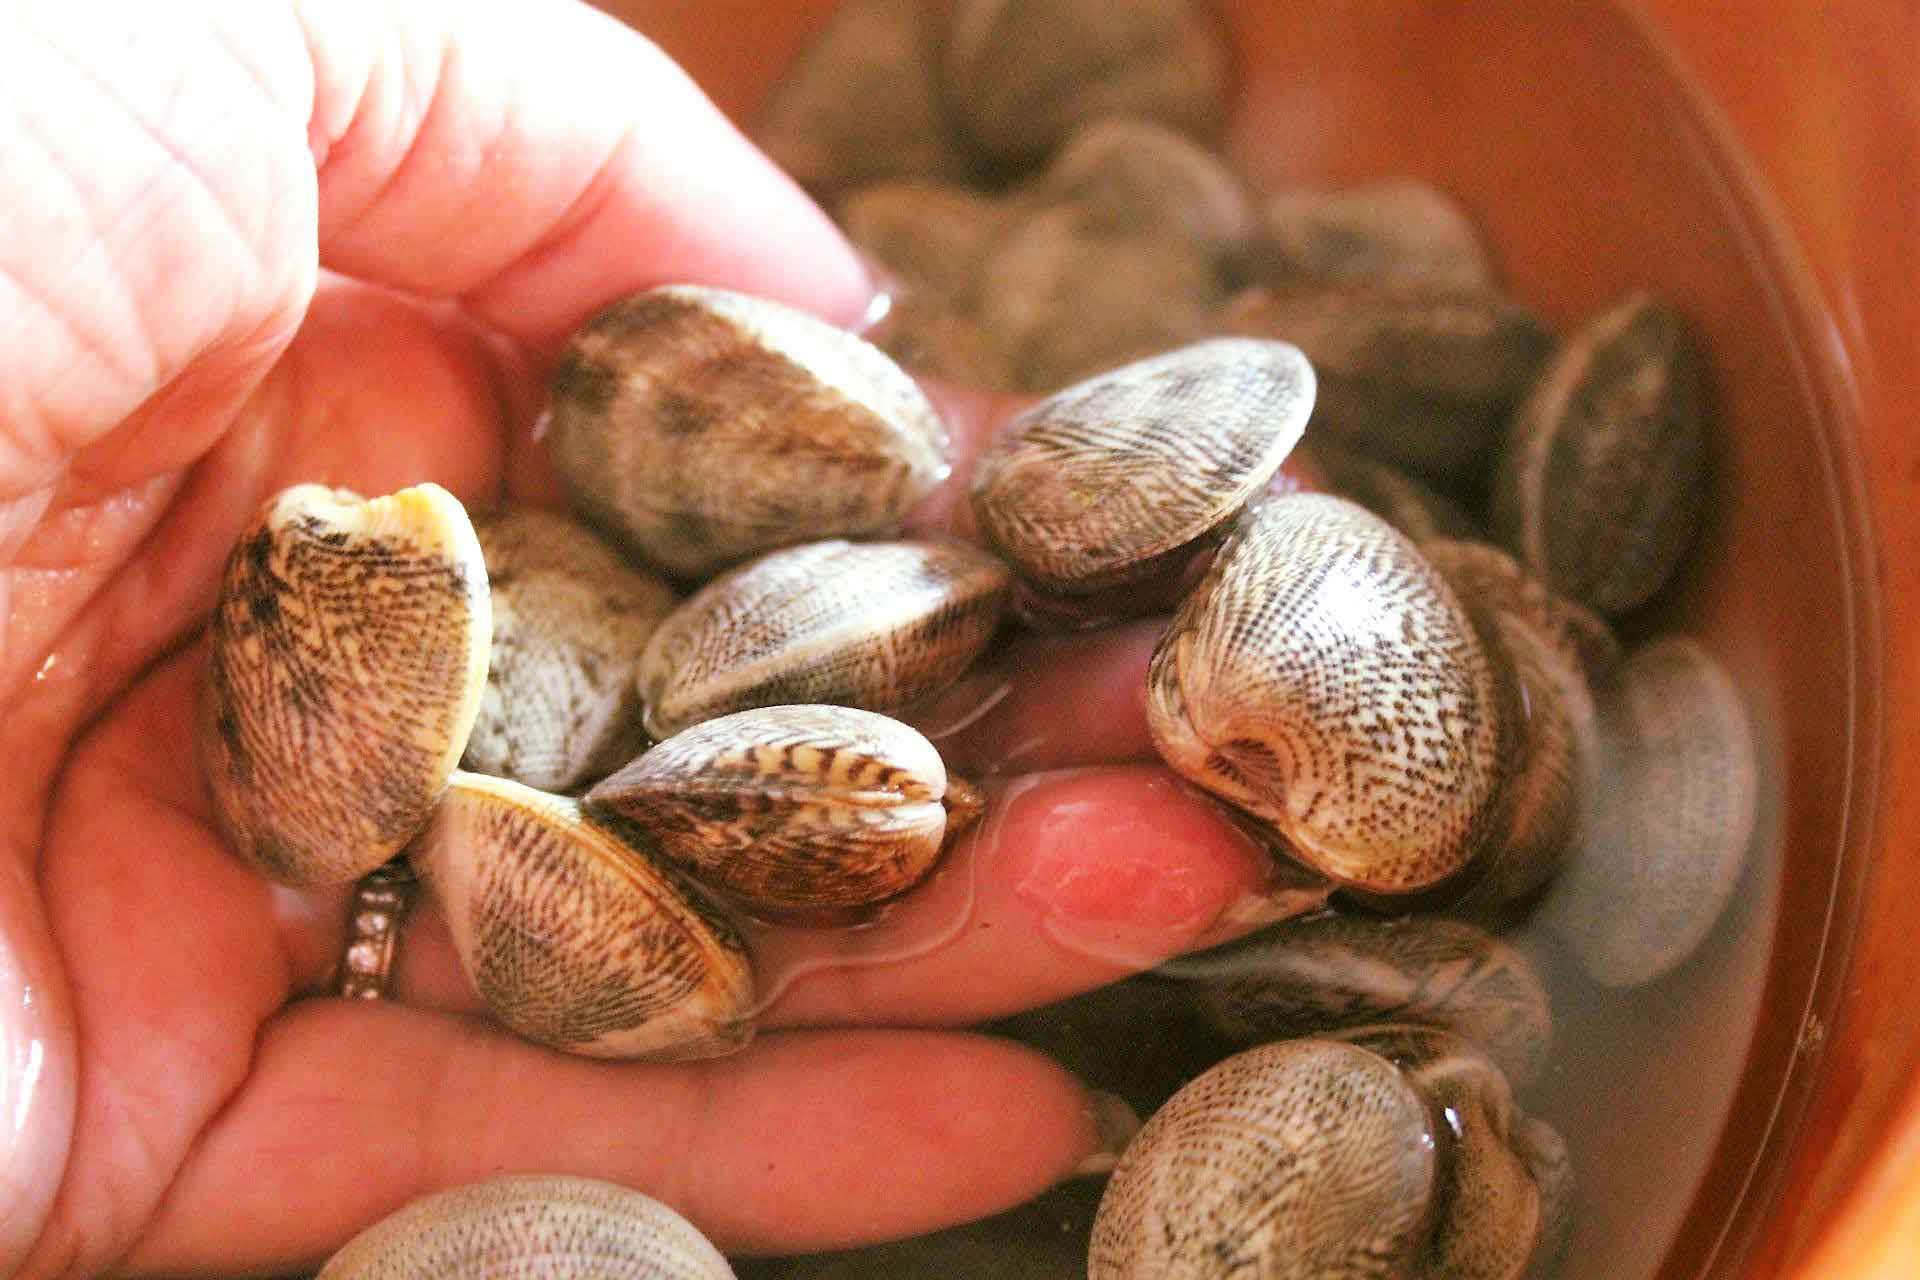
299, 0, 874, 352
120, 1001, 1110, 1273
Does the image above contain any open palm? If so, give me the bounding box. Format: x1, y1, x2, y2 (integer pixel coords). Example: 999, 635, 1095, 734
0, 2, 1289, 1274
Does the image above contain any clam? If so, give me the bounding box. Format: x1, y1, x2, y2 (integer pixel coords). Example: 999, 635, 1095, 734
1146, 494, 1506, 896
863, 293, 1020, 394
1218, 283, 1552, 491
941, 0, 1229, 167
198, 482, 490, 887
411, 770, 755, 1061
1089, 1038, 1439, 1279
1305, 442, 1484, 545
1421, 538, 1622, 688
1180, 912, 1553, 1087
637, 537, 1010, 741
1490, 292, 1708, 616
1539, 635, 1760, 988
463, 507, 678, 792
544, 286, 951, 580
319, 1174, 733, 1278
587, 704, 981, 921
1261, 179, 1498, 293
970, 338, 1314, 610
839, 180, 1016, 310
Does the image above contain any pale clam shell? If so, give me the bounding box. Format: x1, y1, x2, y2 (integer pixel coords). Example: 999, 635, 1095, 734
1218, 284, 1552, 491
545, 286, 950, 580
463, 507, 678, 792
637, 538, 1011, 741
1089, 1038, 1438, 1279
1181, 912, 1553, 1087
970, 338, 1314, 598
318, 1174, 734, 1278
1491, 292, 1708, 616
587, 704, 974, 919
1147, 494, 1506, 895
412, 770, 755, 1061
197, 483, 490, 887
1539, 635, 1760, 988
1261, 178, 1498, 293
942, 0, 1228, 167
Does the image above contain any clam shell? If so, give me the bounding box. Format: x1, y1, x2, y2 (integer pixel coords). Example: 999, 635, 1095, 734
970, 338, 1314, 599
1181, 912, 1553, 1087
1329, 1025, 1546, 1280
197, 483, 490, 887
1089, 1038, 1438, 1279
1261, 179, 1497, 292
318, 1174, 734, 1278
1147, 494, 1506, 895
1306, 442, 1484, 545
942, 0, 1229, 167
637, 538, 1011, 740
752, 0, 972, 200
1491, 292, 1709, 616
864, 293, 1020, 394
463, 507, 678, 792
1218, 284, 1552, 491
1420, 539, 1622, 688
839, 180, 1015, 310
587, 705, 973, 919
1515, 1117, 1576, 1280
412, 771, 755, 1060
545, 286, 950, 580
1539, 636, 1760, 988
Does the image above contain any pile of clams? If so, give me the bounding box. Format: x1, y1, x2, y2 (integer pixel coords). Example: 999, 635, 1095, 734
193, 0, 1766, 1273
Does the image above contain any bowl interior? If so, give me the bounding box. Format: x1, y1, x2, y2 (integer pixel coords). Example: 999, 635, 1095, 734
598, 3, 1877, 1275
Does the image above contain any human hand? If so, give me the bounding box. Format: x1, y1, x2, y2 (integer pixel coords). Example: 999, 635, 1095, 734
0, 1, 1292, 1273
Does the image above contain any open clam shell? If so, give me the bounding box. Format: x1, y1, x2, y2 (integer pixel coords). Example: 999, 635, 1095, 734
197, 483, 490, 887
412, 771, 755, 1061
319, 1174, 734, 1278
545, 285, 951, 580
1147, 494, 1506, 896
587, 704, 978, 920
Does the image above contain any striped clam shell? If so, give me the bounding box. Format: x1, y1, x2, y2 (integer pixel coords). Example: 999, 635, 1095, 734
197, 483, 490, 887
970, 338, 1314, 598
1147, 494, 1506, 895
587, 704, 981, 920
412, 771, 755, 1061
545, 285, 950, 581
637, 538, 1011, 741
319, 1174, 734, 1278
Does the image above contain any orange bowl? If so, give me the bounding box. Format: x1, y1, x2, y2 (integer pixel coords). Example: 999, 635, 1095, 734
600, 2, 1916, 1275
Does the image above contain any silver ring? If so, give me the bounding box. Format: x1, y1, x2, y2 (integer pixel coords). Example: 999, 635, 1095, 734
337, 860, 418, 1000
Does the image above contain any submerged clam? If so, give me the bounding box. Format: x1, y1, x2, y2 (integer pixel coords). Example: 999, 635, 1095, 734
588, 704, 981, 921
1260, 178, 1498, 293
319, 1174, 734, 1278
412, 770, 755, 1061
544, 285, 951, 580
198, 482, 491, 887
970, 338, 1314, 611
1147, 494, 1506, 896
636, 537, 1011, 740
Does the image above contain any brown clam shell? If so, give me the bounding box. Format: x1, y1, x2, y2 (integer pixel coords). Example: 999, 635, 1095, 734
1261, 178, 1498, 292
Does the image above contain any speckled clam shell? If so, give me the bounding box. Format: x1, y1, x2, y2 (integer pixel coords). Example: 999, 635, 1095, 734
545, 286, 951, 580
1030, 115, 1259, 271
412, 771, 755, 1061
1540, 636, 1760, 988
319, 1174, 735, 1278
588, 705, 978, 919
198, 483, 490, 887
971, 338, 1314, 600
1306, 442, 1484, 545
752, 0, 972, 200
637, 538, 1011, 740
1261, 179, 1498, 292
1491, 292, 1709, 616
1147, 494, 1506, 895
1089, 1038, 1438, 1279
840, 180, 1016, 309
942, 0, 1228, 167
978, 204, 1226, 392
1330, 1024, 1552, 1280
1218, 284, 1553, 490
1179, 913, 1553, 1087
462, 507, 677, 792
